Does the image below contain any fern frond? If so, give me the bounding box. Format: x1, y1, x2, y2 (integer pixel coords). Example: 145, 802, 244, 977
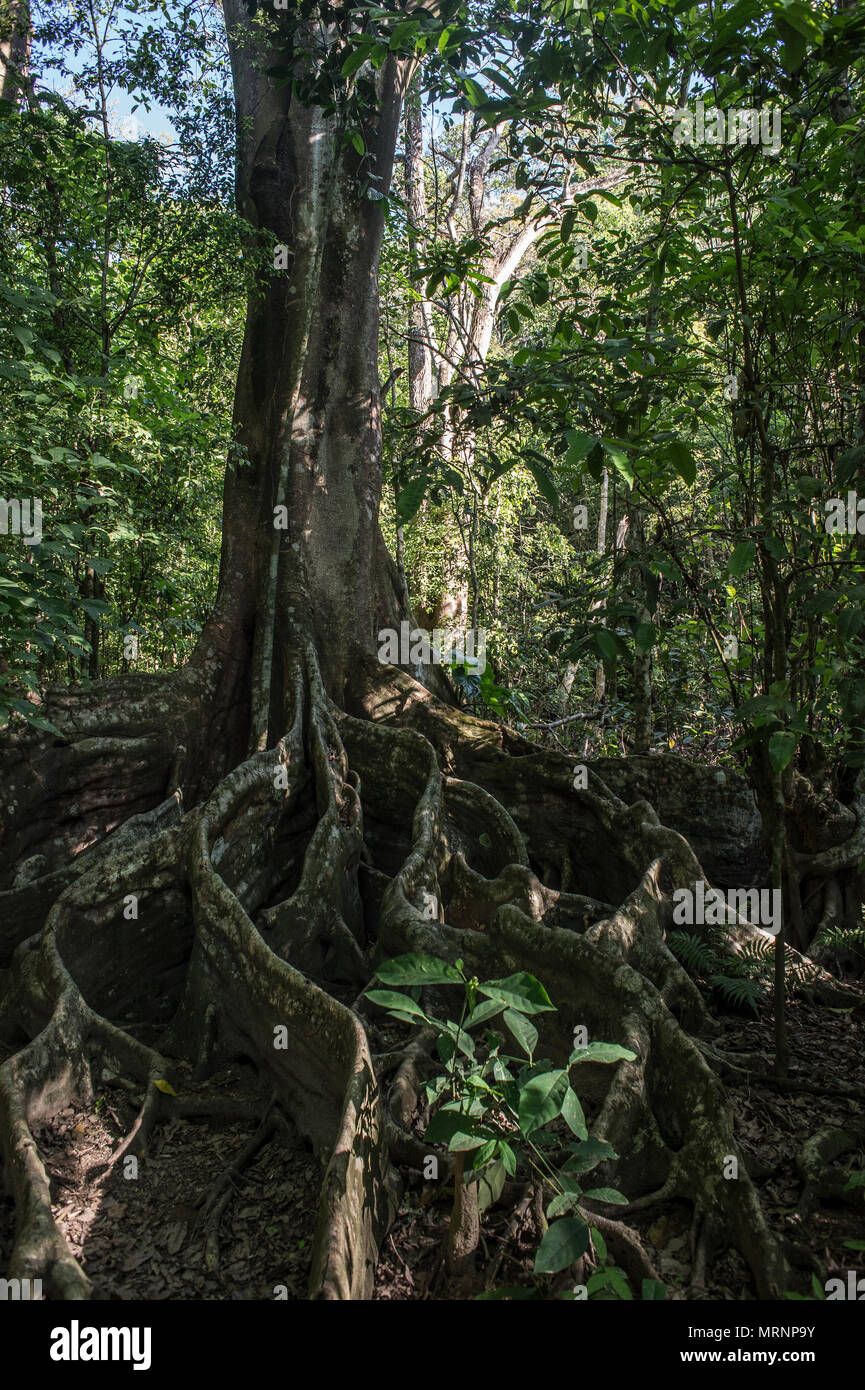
813, 924, 865, 958
708, 974, 766, 1014
739, 937, 774, 967
669, 931, 715, 975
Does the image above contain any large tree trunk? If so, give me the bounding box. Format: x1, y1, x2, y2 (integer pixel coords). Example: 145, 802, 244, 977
1, 4, 862, 1305
216, 1, 409, 729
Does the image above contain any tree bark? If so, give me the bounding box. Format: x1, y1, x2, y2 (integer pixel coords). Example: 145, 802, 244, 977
0, 0, 29, 105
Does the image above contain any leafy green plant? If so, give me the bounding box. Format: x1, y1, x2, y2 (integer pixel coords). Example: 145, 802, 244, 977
669, 928, 767, 1014
812, 923, 865, 975
782, 1273, 827, 1301
448, 653, 530, 721
668, 926, 818, 1014
365, 952, 636, 1286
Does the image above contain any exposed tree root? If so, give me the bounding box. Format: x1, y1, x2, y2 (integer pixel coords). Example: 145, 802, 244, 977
588, 1211, 662, 1290
4, 651, 858, 1299
796, 1122, 865, 1217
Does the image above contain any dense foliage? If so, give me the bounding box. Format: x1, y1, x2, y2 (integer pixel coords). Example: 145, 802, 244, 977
2, 0, 863, 786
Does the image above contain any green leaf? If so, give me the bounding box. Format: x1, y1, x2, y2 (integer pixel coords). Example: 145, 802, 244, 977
502, 1008, 537, 1059
775, 16, 807, 75
546, 1190, 583, 1218
837, 447, 865, 485
476, 1159, 506, 1212
479, 972, 555, 1015
449, 1129, 487, 1152
524, 455, 558, 509
602, 440, 634, 485
465, 998, 506, 1029
794, 475, 822, 499
534, 1216, 590, 1274
499, 1141, 517, 1176
438, 1019, 476, 1057
374, 953, 463, 986
584, 440, 606, 481
473, 1139, 497, 1168
364, 989, 428, 1021
569, 1042, 636, 1066
565, 430, 596, 467
561, 1085, 588, 1140
396, 476, 427, 523
462, 77, 487, 108
341, 46, 370, 78
563, 1137, 617, 1176
728, 541, 756, 577
668, 439, 696, 486
518, 1069, 568, 1136
582, 1186, 628, 1205
388, 20, 418, 51
595, 629, 620, 662
424, 1109, 478, 1145
804, 592, 838, 617
641, 1278, 667, 1300
768, 729, 797, 774
591, 1266, 632, 1298
837, 607, 864, 641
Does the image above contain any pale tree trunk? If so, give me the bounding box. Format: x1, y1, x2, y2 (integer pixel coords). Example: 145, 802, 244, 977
556, 472, 609, 722
628, 491, 652, 754
417, 138, 627, 635
0, 0, 29, 104
594, 466, 610, 702
404, 78, 435, 415
395, 76, 434, 619
557, 467, 609, 717
627, 270, 661, 754
581, 476, 624, 758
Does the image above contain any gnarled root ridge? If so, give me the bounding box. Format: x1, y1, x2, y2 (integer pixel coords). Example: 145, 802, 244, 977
1, 648, 394, 1299
0, 650, 818, 1298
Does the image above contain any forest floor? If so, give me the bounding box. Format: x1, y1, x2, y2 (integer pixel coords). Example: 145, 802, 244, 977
0, 1058, 320, 1300
1, 992, 862, 1300
373, 991, 865, 1301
